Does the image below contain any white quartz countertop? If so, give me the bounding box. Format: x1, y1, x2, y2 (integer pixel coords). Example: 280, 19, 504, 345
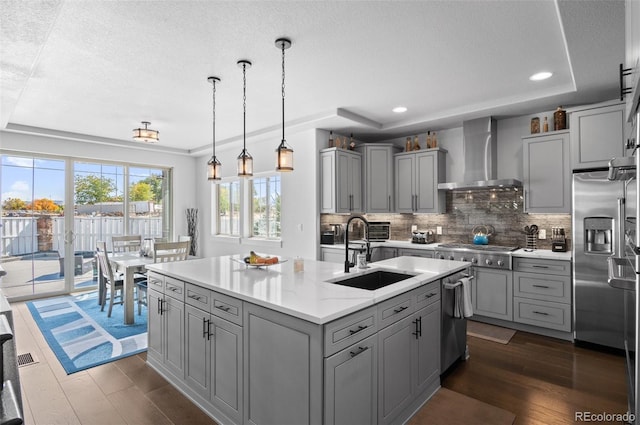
322, 241, 572, 261
146, 255, 469, 325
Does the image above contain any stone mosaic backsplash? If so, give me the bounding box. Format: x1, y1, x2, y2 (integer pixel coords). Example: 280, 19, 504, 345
320, 189, 572, 250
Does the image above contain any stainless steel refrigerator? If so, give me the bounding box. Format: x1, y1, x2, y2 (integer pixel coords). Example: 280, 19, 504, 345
573, 170, 627, 349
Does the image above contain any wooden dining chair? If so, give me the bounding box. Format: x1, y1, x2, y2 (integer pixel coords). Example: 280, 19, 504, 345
136, 240, 190, 315
112, 235, 142, 253
96, 241, 124, 318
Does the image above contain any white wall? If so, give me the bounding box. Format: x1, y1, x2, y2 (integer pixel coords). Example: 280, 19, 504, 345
196, 128, 322, 260
0, 131, 197, 238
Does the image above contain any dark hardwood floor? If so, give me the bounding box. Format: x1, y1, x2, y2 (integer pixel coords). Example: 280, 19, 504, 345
443, 332, 629, 425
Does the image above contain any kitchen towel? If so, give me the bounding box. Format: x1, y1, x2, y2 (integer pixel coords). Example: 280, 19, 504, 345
454, 277, 473, 319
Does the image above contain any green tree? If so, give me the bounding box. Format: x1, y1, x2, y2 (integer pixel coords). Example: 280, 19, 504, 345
2, 198, 27, 210
75, 175, 115, 204
130, 182, 153, 201
139, 174, 163, 202
219, 186, 229, 215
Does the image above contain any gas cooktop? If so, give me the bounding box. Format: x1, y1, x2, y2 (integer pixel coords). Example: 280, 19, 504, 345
437, 243, 519, 252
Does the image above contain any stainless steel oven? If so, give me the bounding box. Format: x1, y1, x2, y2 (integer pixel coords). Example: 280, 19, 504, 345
367, 221, 390, 241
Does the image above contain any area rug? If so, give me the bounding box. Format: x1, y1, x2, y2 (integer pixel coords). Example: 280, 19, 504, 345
26, 291, 147, 374
408, 388, 516, 425
467, 320, 516, 344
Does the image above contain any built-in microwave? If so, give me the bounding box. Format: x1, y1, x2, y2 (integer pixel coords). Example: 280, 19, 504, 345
368, 222, 390, 241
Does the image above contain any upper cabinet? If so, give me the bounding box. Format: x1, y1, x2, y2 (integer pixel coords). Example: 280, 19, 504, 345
570, 102, 625, 170
394, 148, 446, 214
522, 130, 571, 214
320, 148, 362, 214
355, 144, 401, 213
625, 0, 640, 121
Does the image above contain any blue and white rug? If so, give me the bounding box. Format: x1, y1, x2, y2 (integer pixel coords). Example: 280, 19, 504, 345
27, 291, 147, 374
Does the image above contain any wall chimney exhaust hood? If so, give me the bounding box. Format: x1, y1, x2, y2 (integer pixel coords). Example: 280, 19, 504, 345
437, 117, 522, 191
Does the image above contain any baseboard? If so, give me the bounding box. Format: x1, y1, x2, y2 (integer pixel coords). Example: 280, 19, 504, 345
470, 316, 573, 341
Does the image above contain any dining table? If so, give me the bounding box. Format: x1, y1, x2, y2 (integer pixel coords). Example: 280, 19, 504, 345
98, 252, 154, 325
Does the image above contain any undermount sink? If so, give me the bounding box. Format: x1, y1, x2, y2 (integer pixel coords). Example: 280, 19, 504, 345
329, 270, 416, 291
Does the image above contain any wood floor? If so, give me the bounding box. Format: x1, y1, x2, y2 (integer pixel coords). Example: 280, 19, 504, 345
12, 298, 628, 425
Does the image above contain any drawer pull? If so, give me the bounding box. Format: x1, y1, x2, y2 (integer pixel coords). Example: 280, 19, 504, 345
393, 306, 409, 314
349, 325, 368, 335
533, 310, 550, 316
215, 305, 231, 312
532, 285, 550, 289
349, 346, 369, 358
531, 265, 549, 269
150, 279, 162, 286
168, 286, 179, 292
188, 294, 203, 301
425, 292, 438, 299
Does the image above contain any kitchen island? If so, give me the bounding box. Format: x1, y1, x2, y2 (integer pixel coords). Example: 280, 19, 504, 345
146, 255, 469, 425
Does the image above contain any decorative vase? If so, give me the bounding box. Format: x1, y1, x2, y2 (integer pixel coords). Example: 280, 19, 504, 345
554, 106, 566, 130
186, 208, 198, 256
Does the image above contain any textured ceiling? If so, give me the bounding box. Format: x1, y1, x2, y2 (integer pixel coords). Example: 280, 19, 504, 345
0, 0, 625, 155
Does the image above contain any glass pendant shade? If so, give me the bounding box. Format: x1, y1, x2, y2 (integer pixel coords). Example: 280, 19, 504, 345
132, 121, 159, 143
276, 140, 293, 172
237, 149, 253, 177
207, 156, 222, 180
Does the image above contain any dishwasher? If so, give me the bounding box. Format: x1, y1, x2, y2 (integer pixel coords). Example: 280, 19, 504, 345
441, 270, 472, 374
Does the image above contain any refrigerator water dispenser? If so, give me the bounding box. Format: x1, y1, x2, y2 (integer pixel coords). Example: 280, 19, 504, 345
584, 217, 613, 254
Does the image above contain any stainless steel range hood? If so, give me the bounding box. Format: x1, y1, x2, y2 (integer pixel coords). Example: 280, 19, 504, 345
437, 117, 522, 191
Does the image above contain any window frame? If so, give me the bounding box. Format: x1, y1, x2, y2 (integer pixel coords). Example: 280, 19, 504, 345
249, 173, 281, 241
212, 177, 242, 242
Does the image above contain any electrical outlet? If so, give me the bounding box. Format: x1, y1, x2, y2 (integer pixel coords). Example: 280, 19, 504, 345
436, 226, 443, 235
411, 224, 418, 232
538, 229, 546, 239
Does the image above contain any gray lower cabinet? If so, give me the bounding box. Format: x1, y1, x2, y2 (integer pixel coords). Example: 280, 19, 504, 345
321, 247, 344, 263
185, 305, 243, 424
244, 302, 324, 425
370, 247, 397, 262
324, 334, 378, 425
472, 268, 513, 321
396, 248, 434, 258
522, 130, 571, 213
148, 281, 185, 379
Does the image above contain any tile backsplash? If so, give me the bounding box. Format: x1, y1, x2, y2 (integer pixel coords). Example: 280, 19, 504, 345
320, 190, 572, 250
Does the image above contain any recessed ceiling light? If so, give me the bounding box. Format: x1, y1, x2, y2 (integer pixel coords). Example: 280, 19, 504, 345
529, 71, 553, 81
393, 106, 407, 113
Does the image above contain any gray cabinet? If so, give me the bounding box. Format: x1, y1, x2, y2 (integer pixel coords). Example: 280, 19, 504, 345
414, 302, 440, 395
394, 149, 446, 213
244, 302, 323, 425
370, 247, 397, 262
147, 272, 185, 379
513, 257, 572, 332
396, 248, 434, 258
356, 144, 400, 213
321, 246, 344, 263
472, 268, 513, 321
320, 148, 362, 213
522, 130, 571, 213
570, 102, 625, 170
324, 334, 378, 425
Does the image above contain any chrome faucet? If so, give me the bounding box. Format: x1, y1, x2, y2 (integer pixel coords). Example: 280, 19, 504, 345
344, 214, 370, 273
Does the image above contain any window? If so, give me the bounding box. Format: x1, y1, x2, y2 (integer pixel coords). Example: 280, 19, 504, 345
217, 180, 240, 236
251, 175, 281, 239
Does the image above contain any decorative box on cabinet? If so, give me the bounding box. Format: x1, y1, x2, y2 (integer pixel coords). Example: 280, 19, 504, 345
320, 147, 362, 213
394, 148, 447, 213
355, 143, 401, 213
570, 102, 625, 170
522, 130, 571, 213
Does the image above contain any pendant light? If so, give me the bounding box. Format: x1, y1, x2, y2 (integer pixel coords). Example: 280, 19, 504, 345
207, 76, 222, 181
132, 121, 159, 143
275, 37, 293, 172
237, 60, 253, 177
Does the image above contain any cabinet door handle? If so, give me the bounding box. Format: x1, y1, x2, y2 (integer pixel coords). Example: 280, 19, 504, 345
393, 305, 408, 314
388, 195, 391, 211
158, 298, 164, 315
418, 316, 422, 337
349, 346, 369, 358
533, 311, 549, 316
415, 194, 419, 211
349, 324, 368, 335
202, 318, 209, 339
413, 318, 420, 339
532, 284, 550, 289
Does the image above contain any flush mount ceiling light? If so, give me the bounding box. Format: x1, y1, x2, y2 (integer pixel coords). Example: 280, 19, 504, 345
529, 71, 553, 81
392, 106, 408, 113
275, 37, 293, 172
132, 121, 159, 143
237, 60, 253, 177
207, 76, 222, 181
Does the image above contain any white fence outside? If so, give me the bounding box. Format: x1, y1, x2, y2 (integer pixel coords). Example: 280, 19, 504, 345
1, 216, 163, 256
